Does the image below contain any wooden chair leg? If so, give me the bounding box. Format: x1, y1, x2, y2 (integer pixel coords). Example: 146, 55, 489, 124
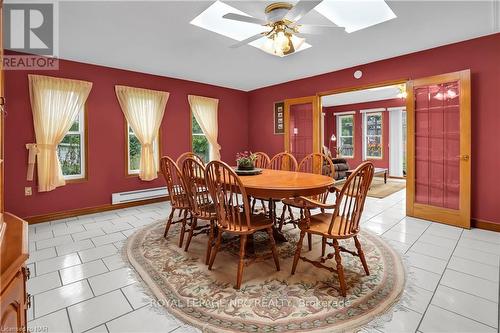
354, 236, 370, 276
291, 230, 306, 275
208, 231, 223, 270
266, 228, 280, 271
205, 222, 215, 265
164, 209, 175, 238
178, 210, 188, 248
184, 216, 197, 252
235, 235, 247, 289
332, 239, 347, 297
307, 233, 312, 251
321, 237, 327, 257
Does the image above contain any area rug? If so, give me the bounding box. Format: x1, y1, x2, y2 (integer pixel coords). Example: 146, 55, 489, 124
367, 178, 406, 199
126, 220, 406, 333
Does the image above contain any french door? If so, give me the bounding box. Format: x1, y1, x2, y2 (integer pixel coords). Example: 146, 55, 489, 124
283, 96, 321, 163
406, 70, 471, 228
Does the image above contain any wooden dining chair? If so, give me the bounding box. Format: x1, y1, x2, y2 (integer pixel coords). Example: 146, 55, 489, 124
176, 152, 205, 167
280, 153, 336, 233
259, 152, 299, 222
182, 157, 218, 263
254, 151, 271, 168
289, 162, 374, 297
204, 161, 280, 289
251, 152, 271, 213
160, 156, 191, 247
269, 152, 298, 171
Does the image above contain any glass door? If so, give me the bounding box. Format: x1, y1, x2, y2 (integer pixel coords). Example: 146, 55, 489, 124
406, 70, 471, 228
284, 96, 320, 166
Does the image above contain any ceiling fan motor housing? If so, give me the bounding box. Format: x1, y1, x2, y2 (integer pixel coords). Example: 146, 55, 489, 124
265, 2, 293, 23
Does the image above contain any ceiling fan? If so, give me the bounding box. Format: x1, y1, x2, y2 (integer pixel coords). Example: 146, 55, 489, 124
222, 1, 344, 57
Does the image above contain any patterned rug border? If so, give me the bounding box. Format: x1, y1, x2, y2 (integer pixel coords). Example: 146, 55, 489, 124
124, 221, 407, 333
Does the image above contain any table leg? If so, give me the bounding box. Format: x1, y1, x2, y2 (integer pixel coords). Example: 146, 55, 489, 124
268, 198, 287, 243
384, 171, 387, 184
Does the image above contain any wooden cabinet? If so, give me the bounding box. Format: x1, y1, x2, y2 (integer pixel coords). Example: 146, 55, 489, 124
1, 214, 30, 333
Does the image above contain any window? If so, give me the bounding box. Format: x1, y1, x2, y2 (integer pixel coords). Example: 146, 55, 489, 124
363, 112, 383, 159
127, 124, 159, 175
57, 108, 85, 180
191, 114, 210, 162
336, 115, 354, 158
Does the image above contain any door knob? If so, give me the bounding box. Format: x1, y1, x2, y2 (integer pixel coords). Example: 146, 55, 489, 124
460, 154, 470, 161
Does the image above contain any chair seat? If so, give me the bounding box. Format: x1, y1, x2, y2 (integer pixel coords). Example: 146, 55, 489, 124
218, 213, 273, 233
298, 213, 356, 237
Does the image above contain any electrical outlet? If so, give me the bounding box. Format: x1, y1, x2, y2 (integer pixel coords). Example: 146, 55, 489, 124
24, 187, 32, 196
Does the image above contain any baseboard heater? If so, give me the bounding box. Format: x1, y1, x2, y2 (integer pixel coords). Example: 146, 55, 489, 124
112, 186, 168, 205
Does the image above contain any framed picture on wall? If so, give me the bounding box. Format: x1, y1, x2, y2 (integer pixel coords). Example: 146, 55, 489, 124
274, 101, 285, 134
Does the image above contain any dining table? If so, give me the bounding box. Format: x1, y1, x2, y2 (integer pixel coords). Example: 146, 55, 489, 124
237, 168, 335, 242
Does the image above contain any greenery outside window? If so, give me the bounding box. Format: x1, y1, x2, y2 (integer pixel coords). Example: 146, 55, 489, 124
364, 112, 383, 159
127, 124, 159, 175
191, 114, 210, 162
336, 114, 354, 158
57, 108, 85, 180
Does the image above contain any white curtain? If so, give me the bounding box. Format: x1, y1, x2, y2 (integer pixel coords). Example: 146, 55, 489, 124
115, 85, 169, 181
188, 95, 221, 160
28, 74, 92, 192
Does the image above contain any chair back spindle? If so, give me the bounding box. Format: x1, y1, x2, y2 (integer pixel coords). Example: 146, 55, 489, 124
269, 152, 298, 171
328, 162, 374, 237
205, 161, 251, 232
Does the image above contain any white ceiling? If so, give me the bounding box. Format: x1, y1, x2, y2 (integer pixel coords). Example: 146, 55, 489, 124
321, 84, 402, 106
22, 1, 500, 91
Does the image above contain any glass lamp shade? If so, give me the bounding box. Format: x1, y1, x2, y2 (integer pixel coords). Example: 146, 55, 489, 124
330, 134, 337, 141
261, 33, 306, 57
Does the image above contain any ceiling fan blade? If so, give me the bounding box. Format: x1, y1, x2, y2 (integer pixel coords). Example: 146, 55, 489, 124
297, 24, 345, 34
284, 0, 322, 22
230, 33, 265, 48
223, 13, 267, 25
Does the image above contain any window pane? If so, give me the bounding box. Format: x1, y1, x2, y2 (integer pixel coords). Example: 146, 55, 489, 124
69, 118, 79, 132
366, 114, 382, 136
58, 134, 81, 175
129, 134, 141, 171
339, 137, 353, 156
341, 116, 353, 136
366, 136, 382, 157
192, 115, 204, 134
192, 135, 209, 162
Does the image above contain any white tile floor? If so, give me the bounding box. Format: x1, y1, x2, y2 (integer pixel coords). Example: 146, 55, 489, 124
26, 190, 500, 333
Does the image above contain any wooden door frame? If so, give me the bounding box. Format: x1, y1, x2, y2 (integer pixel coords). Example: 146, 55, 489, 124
406, 69, 471, 228
283, 96, 321, 157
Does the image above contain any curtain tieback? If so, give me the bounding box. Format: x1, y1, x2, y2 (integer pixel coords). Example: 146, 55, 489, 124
142, 143, 153, 150
25, 143, 57, 181
26, 143, 39, 181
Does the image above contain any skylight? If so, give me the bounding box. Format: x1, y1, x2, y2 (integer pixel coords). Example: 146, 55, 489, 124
190, 1, 311, 56
314, 0, 396, 33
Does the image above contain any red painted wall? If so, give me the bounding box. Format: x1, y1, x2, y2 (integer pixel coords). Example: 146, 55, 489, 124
248, 33, 500, 224
323, 98, 405, 169
4, 55, 249, 218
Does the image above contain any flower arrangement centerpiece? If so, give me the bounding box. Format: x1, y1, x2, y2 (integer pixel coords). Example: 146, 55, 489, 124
236, 151, 257, 170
